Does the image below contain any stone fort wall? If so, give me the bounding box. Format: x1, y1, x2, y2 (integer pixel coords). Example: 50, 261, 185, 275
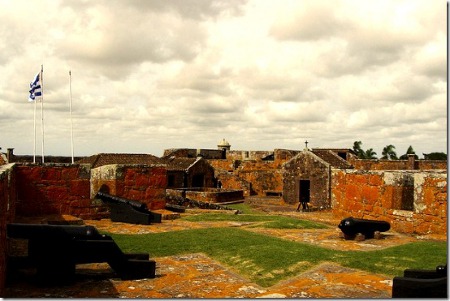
331, 169, 447, 235
90, 164, 167, 210
0, 164, 16, 296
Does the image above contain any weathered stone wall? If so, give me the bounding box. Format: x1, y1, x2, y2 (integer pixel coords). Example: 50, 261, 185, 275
186, 159, 216, 188
166, 188, 244, 204
418, 160, 448, 170
331, 169, 447, 235
273, 149, 301, 165
90, 164, 167, 210
167, 171, 185, 188
186, 189, 243, 203
163, 148, 224, 159
208, 158, 284, 196
413, 172, 447, 235
351, 159, 447, 170
236, 160, 283, 196
216, 172, 252, 196
226, 150, 274, 161
14, 164, 101, 218
208, 159, 235, 173
283, 152, 331, 208
0, 164, 16, 296
237, 169, 283, 196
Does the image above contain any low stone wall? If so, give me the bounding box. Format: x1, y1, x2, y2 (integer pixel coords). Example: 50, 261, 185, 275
91, 164, 167, 210
0, 164, 16, 296
351, 159, 447, 170
331, 169, 447, 235
166, 188, 244, 204
14, 164, 105, 219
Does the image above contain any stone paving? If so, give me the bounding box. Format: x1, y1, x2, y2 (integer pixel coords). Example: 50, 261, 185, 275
4, 202, 445, 298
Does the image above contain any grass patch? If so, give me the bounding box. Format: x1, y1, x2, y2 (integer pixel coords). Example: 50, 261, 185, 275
334, 241, 448, 277
182, 212, 328, 229
109, 227, 447, 287
226, 203, 262, 214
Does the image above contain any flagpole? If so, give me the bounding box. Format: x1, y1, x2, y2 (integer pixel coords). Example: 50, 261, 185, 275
69, 70, 74, 164
33, 96, 36, 163
40, 64, 45, 164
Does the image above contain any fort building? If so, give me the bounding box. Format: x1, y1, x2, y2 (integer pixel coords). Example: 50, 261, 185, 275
0, 140, 447, 295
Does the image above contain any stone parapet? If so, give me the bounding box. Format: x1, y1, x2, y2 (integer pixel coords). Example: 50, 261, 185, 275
331, 169, 447, 236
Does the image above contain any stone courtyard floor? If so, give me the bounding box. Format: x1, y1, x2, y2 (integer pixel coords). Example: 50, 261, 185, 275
4, 198, 446, 298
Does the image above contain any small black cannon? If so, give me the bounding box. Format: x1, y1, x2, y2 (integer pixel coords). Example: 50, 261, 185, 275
338, 217, 390, 240
392, 265, 447, 298
7, 223, 156, 284
96, 191, 161, 225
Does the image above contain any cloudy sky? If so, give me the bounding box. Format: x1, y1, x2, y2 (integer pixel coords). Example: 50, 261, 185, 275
0, 0, 447, 158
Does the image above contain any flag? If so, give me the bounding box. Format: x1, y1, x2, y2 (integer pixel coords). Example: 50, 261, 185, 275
28, 72, 42, 102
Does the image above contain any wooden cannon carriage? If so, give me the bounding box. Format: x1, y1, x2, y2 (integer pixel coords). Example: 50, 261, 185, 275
392, 265, 447, 298
7, 223, 156, 284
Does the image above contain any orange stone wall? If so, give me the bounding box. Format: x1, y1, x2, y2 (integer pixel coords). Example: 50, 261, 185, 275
90, 164, 167, 210
350, 159, 447, 170
14, 164, 101, 219
0, 164, 17, 297
331, 169, 447, 235
237, 160, 283, 196
208, 149, 298, 196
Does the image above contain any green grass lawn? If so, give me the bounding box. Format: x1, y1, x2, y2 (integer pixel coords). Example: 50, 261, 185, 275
110, 226, 447, 287
182, 212, 328, 229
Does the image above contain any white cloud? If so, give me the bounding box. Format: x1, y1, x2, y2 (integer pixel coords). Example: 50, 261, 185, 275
0, 0, 446, 158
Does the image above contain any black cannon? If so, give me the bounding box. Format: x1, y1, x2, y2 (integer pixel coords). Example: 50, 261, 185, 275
96, 191, 161, 225
338, 217, 390, 240
392, 265, 447, 298
7, 223, 156, 284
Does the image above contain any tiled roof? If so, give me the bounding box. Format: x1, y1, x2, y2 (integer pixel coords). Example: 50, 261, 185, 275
312, 150, 353, 169
76, 153, 163, 168
162, 157, 199, 171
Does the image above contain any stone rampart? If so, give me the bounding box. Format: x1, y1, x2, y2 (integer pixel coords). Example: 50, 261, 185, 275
91, 164, 167, 210
351, 159, 447, 170
14, 164, 100, 219
331, 169, 447, 235
0, 164, 16, 296
166, 188, 244, 204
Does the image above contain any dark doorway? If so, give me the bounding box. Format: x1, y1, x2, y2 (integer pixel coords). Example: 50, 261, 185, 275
299, 180, 310, 203
337, 152, 347, 160
192, 174, 204, 188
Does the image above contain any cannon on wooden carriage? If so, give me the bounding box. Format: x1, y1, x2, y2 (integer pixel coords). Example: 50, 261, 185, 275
96, 191, 162, 225
7, 223, 156, 284
338, 217, 390, 240
392, 264, 447, 298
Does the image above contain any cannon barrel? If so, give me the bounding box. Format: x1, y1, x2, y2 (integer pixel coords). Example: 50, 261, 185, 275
96, 191, 147, 212
7, 223, 102, 240
95, 191, 161, 224
338, 217, 390, 237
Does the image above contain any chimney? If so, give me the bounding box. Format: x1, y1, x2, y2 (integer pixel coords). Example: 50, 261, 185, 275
6, 148, 14, 163
407, 154, 416, 170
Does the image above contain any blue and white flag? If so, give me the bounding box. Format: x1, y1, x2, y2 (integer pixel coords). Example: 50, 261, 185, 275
28, 72, 42, 102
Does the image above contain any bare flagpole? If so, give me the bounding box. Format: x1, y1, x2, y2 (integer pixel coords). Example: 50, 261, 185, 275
69, 70, 74, 164
40, 64, 45, 164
